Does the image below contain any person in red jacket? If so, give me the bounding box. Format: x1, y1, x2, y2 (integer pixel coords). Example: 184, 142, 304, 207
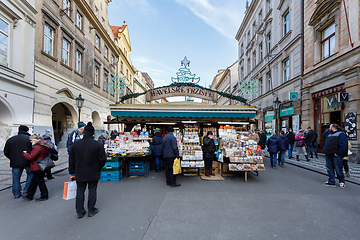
22, 133, 52, 201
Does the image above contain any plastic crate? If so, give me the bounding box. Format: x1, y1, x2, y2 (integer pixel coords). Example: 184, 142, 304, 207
100, 175, 121, 182
106, 157, 121, 162
100, 170, 122, 177
102, 161, 121, 171
128, 160, 150, 175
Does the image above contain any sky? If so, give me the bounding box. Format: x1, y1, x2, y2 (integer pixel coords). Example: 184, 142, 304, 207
108, 0, 248, 93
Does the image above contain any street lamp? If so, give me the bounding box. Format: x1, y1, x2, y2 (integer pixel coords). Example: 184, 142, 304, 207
75, 94, 85, 123
273, 96, 281, 135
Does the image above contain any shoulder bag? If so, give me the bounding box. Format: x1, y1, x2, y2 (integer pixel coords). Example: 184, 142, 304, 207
37, 156, 55, 171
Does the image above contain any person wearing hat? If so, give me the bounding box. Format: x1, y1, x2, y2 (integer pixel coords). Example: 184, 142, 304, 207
152, 128, 164, 172
69, 122, 106, 218
203, 131, 216, 177
295, 129, 309, 161
66, 121, 86, 153
162, 126, 180, 187
3, 125, 33, 198
42, 130, 58, 180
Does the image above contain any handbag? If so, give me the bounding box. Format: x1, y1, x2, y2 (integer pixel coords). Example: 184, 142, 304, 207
63, 180, 77, 200
36, 156, 55, 171
173, 158, 182, 175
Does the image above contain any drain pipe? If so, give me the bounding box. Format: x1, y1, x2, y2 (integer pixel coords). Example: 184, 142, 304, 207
300, 0, 304, 128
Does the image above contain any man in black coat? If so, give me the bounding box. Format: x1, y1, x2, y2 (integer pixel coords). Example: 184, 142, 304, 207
305, 127, 318, 158
286, 128, 296, 159
3, 125, 33, 198
69, 122, 106, 218
203, 131, 216, 177
162, 126, 180, 187
258, 131, 266, 149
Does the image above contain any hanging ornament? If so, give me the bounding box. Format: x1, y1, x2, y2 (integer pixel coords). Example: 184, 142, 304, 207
171, 56, 200, 84
106, 73, 129, 102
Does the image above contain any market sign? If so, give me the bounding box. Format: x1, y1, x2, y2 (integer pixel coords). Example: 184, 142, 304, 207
338, 92, 349, 102
345, 112, 357, 140
289, 92, 298, 101
265, 113, 273, 122
280, 106, 294, 117
146, 85, 216, 102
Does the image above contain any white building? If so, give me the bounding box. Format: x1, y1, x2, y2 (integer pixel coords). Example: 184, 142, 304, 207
0, 0, 37, 151
235, 0, 303, 137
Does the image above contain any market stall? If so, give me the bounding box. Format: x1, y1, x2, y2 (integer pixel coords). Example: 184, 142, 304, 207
102, 102, 260, 180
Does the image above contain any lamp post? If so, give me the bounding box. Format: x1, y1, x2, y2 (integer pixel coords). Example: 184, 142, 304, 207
75, 94, 85, 123
273, 96, 281, 135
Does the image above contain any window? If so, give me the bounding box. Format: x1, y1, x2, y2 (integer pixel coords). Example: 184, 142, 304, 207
111, 55, 115, 65
240, 43, 244, 55
252, 22, 257, 36
240, 67, 244, 80
63, 0, 71, 17
253, 51, 257, 67
247, 30, 251, 44
267, 33, 271, 51
120, 61, 123, 72
247, 58, 251, 74
44, 24, 55, 56
321, 23, 335, 60
76, 11, 82, 29
283, 58, 289, 82
62, 39, 70, 65
267, 0, 271, 12
260, 43, 263, 60
103, 71, 108, 92
0, 18, 9, 66
94, 6, 99, 18
104, 45, 108, 59
94, 66, 99, 86
101, 18, 105, 26
283, 11, 290, 35
259, 78, 263, 95
95, 34, 100, 49
75, 50, 82, 73
259, 10, 263, 22
267, 72, 271, 91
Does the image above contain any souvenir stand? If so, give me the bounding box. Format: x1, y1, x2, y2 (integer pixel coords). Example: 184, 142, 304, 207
105, 102, 257, 179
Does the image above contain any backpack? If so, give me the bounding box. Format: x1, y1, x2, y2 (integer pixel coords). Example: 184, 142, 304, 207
322, 131, 340, 155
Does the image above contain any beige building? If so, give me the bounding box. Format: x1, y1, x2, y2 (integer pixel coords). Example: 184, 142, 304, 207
235, 0, 303, 138
34, 0, 120, 146
111, 21, 135, 104
0, 0, 37, 151
302, 0, 360, 162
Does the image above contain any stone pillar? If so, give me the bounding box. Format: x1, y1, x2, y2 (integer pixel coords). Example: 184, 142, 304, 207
301, 85, 312, 130
344, 66, 360, 163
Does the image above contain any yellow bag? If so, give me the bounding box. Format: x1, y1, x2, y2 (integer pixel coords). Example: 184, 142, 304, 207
173, 158, 182, 175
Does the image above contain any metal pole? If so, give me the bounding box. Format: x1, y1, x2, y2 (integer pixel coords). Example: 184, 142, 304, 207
78, 108, 81, 123
275, 109, 277, 135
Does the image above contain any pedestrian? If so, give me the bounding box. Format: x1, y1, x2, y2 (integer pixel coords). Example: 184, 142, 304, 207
22, 133, 52, 201
248, 130, 259, 143
258, 130, 266, 149
295, 129, 309, 161
343, 140, 351, 177
42, 130, 58, 180
69, 122, 106, 218
266, 133, 280, 168
3, 125, 33, 198
286, 128, 295, 159
305, 127, 318, 158
97, 131, 109, 145
162, 126, 180, 187
66, 121, 86, 153
152, 128, 164, 172
277, 131, 289, 168
203, 131, 216, 177
322, 124, 348, 188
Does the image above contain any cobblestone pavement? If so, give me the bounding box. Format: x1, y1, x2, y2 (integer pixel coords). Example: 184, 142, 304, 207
0, 148, 69, 191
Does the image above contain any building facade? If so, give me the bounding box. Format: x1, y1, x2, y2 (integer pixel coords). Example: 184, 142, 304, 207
235, 0, 303, 138
0, 0, 37, 151
34, 0, 119, 146
302, 0, 360, 162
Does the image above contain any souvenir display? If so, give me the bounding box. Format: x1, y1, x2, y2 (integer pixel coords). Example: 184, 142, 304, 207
178, 124, 204, 169
105, 132, 151, 157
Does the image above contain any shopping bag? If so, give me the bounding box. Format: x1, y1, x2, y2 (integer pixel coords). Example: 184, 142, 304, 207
36, 156, 55, 171
173, 158, 182, 175
63, 180, 77, 200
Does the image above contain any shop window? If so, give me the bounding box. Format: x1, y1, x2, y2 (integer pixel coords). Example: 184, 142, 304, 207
0, 18, 9, 66
61, 38, 70, 66
283, 11, 290, 36
321, 23, 335, 60
283, 58, 289, 82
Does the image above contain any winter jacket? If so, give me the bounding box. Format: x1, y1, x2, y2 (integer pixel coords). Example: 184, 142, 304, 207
4, 131, 32, 168
266, 135, 280, 153
323, 130, 348, 157
258, 133, 266, 149
286, 131, 295, 144
22, 140, 52, 172
66, 129, 83, 153
162, 132, 179, 159
278, 135, 289, 151
202, 136, 216, 159
305, 129, 317, 143
43, 135, 58, 160
248, 133, 259, 143
69, 135, 106, 182
295, 134, 305, 147
152, 132, 164, 157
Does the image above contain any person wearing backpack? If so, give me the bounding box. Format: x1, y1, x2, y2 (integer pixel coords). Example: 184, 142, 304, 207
322, 124, 348, 188
295, 129, 309, 161
66, 122, 86, 153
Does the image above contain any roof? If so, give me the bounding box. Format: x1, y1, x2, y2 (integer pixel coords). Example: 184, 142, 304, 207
110, 23, 127, 38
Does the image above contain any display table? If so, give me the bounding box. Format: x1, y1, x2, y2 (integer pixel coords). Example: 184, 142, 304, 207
113, 152, 150, 177
219, 162, 259, 182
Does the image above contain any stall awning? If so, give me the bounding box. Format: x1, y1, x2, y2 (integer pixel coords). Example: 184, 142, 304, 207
109, 102, 257, 121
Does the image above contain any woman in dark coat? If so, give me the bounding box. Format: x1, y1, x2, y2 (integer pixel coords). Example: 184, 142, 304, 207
203, 131, 216, 177
152, 128, 164, 172
266, 133, 280, 169
22, 133, 52, 201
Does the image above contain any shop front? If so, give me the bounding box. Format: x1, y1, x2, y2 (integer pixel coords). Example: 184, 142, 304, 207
313, 85, 346, 151
264, 111, 275, 140
279, 104, 294, 133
